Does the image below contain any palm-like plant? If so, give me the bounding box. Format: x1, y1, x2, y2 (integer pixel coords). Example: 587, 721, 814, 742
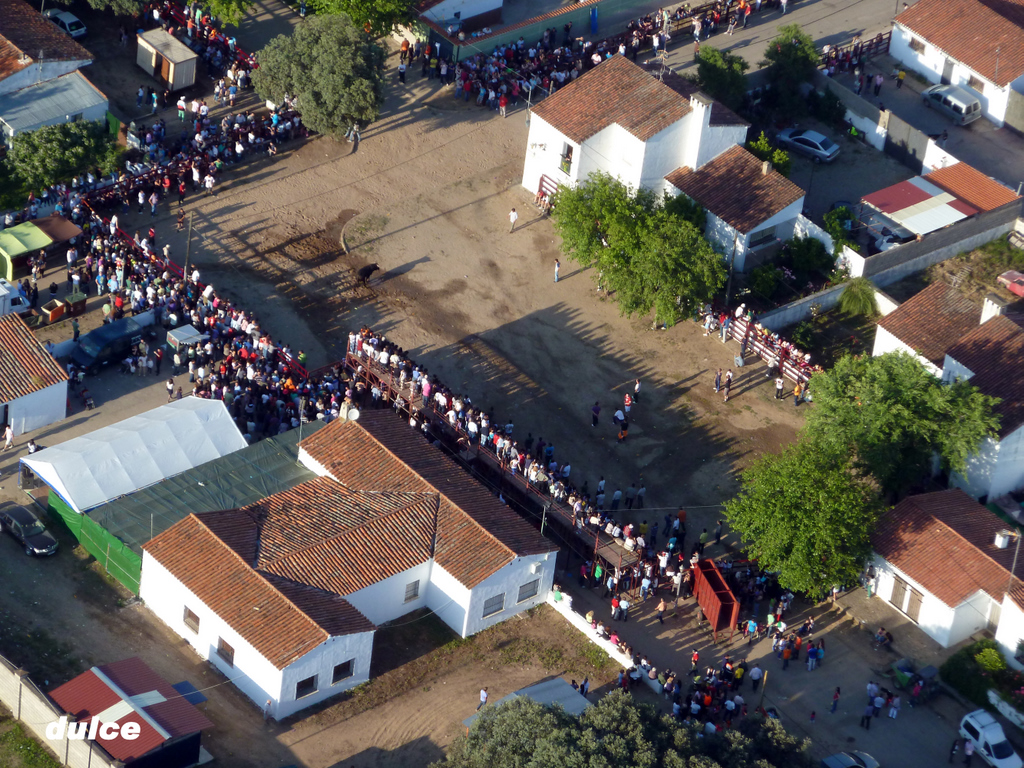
837, 277, 878, 317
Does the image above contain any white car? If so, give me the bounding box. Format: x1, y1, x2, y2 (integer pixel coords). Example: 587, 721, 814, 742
43, 8, 87, 38
960, 710, 1023, 768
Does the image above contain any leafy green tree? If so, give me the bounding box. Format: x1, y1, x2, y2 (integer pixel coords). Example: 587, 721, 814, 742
746, 132, 791, 178
308, 0, 414, 35
695, 46, 749, 112
837, 276, 878, 317
663, 193, 706, 230
724, 441, 883, 596
823, 205, 853, 252
804, 351, 1001, 496
206, 0, 258, 26
760, 25, 820, 120
551, 173, 726, 327
786, 235, 833, 274
252, 14, 386, 139
434, 692, 815, 768
7, 121, 120, 193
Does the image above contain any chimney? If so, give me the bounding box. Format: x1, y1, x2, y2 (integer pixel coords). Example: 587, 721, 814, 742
762, 160, 771, 176
981, 293, 1008, 324
996, 530, 1013, 549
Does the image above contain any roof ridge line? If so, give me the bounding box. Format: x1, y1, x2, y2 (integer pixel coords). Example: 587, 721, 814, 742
909, 495, 1024, 594
189, 514, 330, 643
353, 422, 519, 560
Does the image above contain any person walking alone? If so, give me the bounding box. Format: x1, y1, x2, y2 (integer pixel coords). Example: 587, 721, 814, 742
477, 687, 488, 710
830, 687, 840, 713
656, 598, 667, 624
860, 704, 873, 730
775, 376, 785, 399
554, 259, 560, 282
591, 401, 600, 427
508, 208, 519, 233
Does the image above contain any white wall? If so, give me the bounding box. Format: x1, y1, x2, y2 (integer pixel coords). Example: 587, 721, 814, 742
6, 381, 67, 436
426, 561, 472, 636
420, 0, 501, 23
140, 552, 286, 714
276, 631, 374, 719
641, 120, 688, 193
722, 197, 804, 272
952, 427, 1024, 501
873, 555, 958, 647
521, 115, 580, 195
948, 588, 999, 647
297, 446, 335, 479
0, 60, 90, 96
695, 125, 748, 172
922, 139, 959, 174
463, 553, 555, 636
997, 595, 1024, 670
871, 325, 940, 375
344, 561, 433, 626
890, 24, 1008, 125
576, 124, 644, 191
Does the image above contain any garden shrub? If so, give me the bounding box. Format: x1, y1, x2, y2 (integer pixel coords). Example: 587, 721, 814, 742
940, 639, 1002, 708
750, 265, 781, 299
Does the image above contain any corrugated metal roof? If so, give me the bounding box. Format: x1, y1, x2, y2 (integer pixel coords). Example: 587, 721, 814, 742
0, 313, 67, 403
862, 177, 977, 235
0, 70, 106, 133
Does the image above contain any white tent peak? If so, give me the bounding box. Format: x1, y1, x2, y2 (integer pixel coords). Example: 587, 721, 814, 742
22, 398, 247, 514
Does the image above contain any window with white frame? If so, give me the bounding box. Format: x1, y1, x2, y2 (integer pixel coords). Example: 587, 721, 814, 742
517, 579, 540, 603
405, 580, 420, 603
482, 593, 505, 618
748, 226, 777, 248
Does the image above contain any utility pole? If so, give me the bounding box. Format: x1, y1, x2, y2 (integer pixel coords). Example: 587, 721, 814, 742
182, 212, 193, 282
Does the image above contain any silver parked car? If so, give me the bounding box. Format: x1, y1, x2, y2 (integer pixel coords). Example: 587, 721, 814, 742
43, 8, 87, 38
776, 128, 841, 163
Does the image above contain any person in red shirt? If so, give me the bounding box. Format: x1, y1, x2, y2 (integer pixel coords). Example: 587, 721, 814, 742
498, 93, 508, 118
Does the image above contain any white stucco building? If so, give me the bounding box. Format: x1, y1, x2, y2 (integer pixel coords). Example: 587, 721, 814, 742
0, 313, 68, 436
521, 57, 823, 272
873, 280, 1024, 502
142, 411, 557, 718
889, 0, 1024, 127
872, 489, 1024, 660
522, 57, 749, 201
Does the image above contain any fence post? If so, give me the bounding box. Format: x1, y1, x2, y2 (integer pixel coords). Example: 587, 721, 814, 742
16, 669, 28, 719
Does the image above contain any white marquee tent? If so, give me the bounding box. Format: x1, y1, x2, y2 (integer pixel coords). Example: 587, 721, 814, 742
22, 398, 247, 514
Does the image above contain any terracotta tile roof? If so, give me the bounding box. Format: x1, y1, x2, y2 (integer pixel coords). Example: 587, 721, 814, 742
0, 0, 93, 81
877, 281, 981, 366
665, 145, 805, 235
530, 55, 693, 143
641, 61, 748, 127
945, 314, 1024, 435
256, 487, 440, 595
926, 163, 1022, 212
143, 514, 374, 670
0, 313, 68, 403
49, 658, 212, 762
895, 0, 1024, 84
872, 489, 1022, 607
301, 412, 556, 565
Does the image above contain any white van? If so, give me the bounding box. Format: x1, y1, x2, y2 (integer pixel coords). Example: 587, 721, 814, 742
922, 84, 983, 125
960, 710, 1023, 768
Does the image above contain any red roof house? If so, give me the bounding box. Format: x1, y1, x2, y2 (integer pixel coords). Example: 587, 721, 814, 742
49, 657, 212, 767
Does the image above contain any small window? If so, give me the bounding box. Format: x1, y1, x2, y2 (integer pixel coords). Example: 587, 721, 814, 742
559, 143, 573, 175
69, 113, 83, 122
909, 38, 925, 54
964, 721, 980, 740
748, 226, 776, 248
216, 637, 235, 666
182, 606, 200, 634
295, 675, 318, 699
967, 75, 985, 93
404, 580, 420, 603
332, 660, 354, 684
517, 579, 540, 603
482, 593, 505, 618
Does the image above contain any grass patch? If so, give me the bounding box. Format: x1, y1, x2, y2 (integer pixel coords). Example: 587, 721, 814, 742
0, 713, 61, 768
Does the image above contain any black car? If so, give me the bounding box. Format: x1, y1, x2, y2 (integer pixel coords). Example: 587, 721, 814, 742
0, 505, 59, 556
71, 316, 145, 374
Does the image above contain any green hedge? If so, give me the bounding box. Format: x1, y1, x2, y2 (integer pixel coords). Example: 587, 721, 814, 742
940, 639, 1001, 708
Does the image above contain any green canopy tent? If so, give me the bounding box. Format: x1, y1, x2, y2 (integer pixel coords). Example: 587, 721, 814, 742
0, 222, 54, 281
